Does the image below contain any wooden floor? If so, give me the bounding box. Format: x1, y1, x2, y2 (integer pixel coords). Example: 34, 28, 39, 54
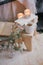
0, 33, 43, 65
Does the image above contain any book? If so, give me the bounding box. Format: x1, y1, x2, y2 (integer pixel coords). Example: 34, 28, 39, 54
0, 22, 14, 36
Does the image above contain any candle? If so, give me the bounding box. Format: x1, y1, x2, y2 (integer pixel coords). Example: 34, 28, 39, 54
24, 9, 31, 16
17, 13, 24, 19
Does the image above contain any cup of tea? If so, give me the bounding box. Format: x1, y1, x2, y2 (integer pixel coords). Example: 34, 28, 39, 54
24, 23, 35, 34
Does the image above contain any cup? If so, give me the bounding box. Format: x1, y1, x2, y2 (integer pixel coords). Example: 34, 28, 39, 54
24, 23, 35, 34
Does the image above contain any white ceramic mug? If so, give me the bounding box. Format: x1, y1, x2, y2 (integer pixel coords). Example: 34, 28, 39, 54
24, 23, 37, 34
